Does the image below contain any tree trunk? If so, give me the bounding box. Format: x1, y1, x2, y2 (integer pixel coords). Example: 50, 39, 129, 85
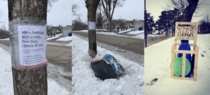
181, 0, 199, 22
109, 18, 111, 32
8, 0, 48, 95
12, 65, 47, 95
144, 0, 147, 47
87, 0, 100, 58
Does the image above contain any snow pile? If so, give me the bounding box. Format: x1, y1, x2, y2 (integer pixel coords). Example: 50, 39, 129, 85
127, 30, 144, 35
145, 34, 210, 95
47, 42, 72, 47
47, 33, 62, 40
118, 28, 133, 34
97, 32, 117, 35
134, 34, 144, 39
56, 36, 72, 41
72, 35, 144, 95
0, 47, 70, 95
0, 38, 9, 40
79, 30, 88, 32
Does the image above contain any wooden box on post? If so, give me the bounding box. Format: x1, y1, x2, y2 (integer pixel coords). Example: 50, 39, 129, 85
171, 22, 199, 81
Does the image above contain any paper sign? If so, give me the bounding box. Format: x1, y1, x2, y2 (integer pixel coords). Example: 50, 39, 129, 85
89, 22, 95, 30
18, 25, 46, 66
175, 22, 198, 40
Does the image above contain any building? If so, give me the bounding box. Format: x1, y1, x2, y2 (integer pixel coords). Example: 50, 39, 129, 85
62, 25, 72, 36
125, 21, 134, 28
134, 20, 144, 30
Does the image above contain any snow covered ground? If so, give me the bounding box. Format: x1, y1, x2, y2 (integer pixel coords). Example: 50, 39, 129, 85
47, 33, 62, 40
72, 35, 144, 95
127, 30, 144, 35
118, 28, 133, 34
0, 47, 70, 95
0, 38, 9, 40
56, 36, 72, 41
145, 34, 210, 95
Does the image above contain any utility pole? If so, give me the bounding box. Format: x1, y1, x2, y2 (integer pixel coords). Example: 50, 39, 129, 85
85, 0, 100, 58
144, 0, 147, 47
8, 0, 48, 95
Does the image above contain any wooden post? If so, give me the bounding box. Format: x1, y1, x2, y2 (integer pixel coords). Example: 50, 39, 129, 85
171, 46, 174, 78
182, 53, 186, 78
194, 46, 199, 81
8, 0, 48, 94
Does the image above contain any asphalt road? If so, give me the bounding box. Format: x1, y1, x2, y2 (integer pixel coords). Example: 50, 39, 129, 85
73, 31, 144, 55
0, 40, 72, 73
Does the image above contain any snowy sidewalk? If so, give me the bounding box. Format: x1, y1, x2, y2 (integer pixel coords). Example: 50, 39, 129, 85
0, 47, 70, 95
145, 34, 210, 95
72, 35, 144, 95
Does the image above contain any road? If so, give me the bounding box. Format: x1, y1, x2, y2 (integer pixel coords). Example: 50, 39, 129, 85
73, 31, 144, 55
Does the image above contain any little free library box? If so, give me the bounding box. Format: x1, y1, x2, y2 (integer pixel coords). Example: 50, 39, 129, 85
171, 22, 199, 81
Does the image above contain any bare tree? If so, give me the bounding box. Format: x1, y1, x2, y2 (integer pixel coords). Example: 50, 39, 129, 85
86, 0, 100, 58
72, 3, 79, 16
96, 12, 103, 29
165, 0, 208, 17
8, 0, 48, 94
100, 0, 126, 32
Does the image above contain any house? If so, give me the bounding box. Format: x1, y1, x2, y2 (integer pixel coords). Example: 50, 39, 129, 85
134, 20, 144, 30
62, 25, 72, 36
47, 26, 63, 37
125, 21, 134, 28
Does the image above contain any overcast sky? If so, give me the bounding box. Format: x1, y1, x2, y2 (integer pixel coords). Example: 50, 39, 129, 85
146, 0, 210, 22
0, 0, 72, 30
72, 0, 144, 23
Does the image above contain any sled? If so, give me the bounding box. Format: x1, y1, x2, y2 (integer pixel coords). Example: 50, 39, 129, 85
171, 22, 199, 81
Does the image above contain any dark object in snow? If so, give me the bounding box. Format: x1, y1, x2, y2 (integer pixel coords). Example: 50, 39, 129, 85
90, 54, 125, 80
152, 78, 158, 82
91, 59, 118, 80
103, 54, 125, 76
201, 54, 204, 57
203, 51, 206, 53
146, 78, 158, 86
68, 32, 72, 36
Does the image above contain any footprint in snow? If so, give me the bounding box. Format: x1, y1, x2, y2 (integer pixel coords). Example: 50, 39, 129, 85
146, 78, 158, 86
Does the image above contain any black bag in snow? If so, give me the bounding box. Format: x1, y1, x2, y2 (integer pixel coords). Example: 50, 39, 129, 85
90, 54, 125, 80
91, 59, 118, 80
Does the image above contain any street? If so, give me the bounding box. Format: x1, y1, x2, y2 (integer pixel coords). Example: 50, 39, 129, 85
73, 31, 144, 55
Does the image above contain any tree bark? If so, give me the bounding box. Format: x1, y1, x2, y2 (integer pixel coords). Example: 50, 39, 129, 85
181, 0, 199, 22
86, 0, 100, 58
12, 65, 47, 95
8, 0, 48, 95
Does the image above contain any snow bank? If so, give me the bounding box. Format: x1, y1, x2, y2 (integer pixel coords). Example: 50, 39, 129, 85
127, 30, 144, 35
0, 38, 9, 40
0, 47, 70, 95
72, 35, 144, 95
56, 36, 72, 41
134, 34, 144, 39
145, 35, 210, 95
47, 33, 62, 40
47, 42, 72, 47
118, 28, 133, 34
